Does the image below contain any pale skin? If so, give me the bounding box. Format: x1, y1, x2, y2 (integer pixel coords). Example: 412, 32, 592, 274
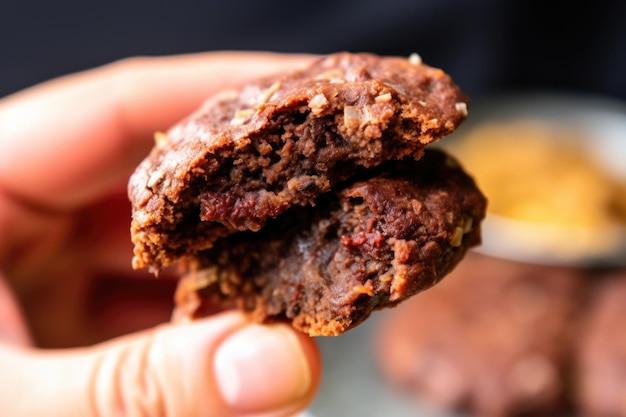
0, 52, 321, 417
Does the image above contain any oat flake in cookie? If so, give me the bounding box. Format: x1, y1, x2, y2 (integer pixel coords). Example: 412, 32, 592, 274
129, 52, 470, 271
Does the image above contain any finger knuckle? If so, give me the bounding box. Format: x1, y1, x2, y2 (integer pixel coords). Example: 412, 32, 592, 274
90, 337, 167, 417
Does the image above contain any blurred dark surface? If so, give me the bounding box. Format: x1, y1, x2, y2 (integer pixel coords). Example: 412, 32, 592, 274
2, 0, 625, 101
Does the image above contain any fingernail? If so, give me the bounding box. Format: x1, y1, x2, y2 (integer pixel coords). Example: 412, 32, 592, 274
214, 323, 312, 412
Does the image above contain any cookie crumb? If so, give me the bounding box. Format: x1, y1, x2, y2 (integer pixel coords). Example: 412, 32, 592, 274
230, 109, 255, 125
375, 92, 393, 103
450, 226, 464, 247
258, 81, 282, 105
308, 93, 329, 115
409, 52, 423, 66
455, 101, 468, 117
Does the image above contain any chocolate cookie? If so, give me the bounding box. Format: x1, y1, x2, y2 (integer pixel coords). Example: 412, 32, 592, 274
375, 253, 584, 417
173, 150, 486, 336
129, 52, 469, 271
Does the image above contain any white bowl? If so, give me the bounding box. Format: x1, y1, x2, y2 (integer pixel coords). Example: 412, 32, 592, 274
443, 92, 626, 266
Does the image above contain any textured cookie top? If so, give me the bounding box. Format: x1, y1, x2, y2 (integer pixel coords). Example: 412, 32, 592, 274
129, 52, 469, 270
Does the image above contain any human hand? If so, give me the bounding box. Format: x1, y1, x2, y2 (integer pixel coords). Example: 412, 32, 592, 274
0, 52, 321, 417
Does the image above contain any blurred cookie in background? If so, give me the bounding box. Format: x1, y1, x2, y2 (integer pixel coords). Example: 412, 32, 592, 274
374, 253, 585, 417
576, 271, 626, 417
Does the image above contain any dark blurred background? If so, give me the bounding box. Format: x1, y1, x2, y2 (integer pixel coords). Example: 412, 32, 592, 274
2, 0, 625, 101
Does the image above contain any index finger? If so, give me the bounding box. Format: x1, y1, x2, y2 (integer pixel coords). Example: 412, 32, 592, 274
0, 52, 314, 210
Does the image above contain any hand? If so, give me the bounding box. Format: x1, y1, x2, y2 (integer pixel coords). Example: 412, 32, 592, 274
0, 52, 321, 417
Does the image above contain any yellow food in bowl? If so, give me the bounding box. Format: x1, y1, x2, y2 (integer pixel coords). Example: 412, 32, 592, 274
448, 121, 626, 228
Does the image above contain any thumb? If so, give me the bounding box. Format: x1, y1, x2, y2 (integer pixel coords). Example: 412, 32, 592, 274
0, 311, 321, 417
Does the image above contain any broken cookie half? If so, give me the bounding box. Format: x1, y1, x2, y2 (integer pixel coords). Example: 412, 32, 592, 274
128, 52, 486, 336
